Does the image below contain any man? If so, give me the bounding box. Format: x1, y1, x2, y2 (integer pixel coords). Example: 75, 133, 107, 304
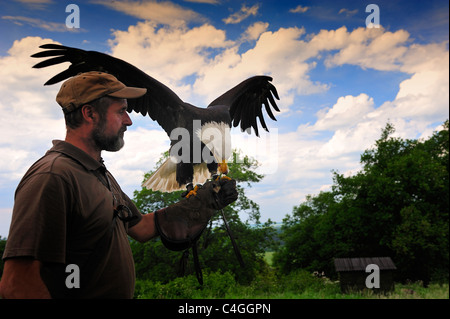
0, 72, 237, 299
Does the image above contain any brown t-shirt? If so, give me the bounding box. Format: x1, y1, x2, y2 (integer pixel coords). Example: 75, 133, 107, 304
3, 140, 142, 298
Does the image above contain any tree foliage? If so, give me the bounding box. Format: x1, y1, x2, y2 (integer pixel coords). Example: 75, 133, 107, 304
273, 121, 449, 284
0, 236, 6, 278
131, 150, 277, 284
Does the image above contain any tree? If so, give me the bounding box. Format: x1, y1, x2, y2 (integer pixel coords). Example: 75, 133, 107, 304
131, 150, 276, 284
0, 236, 6, 278
274, 121, 449, 283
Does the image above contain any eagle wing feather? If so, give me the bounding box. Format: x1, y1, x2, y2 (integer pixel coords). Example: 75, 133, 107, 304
207, 76, 280, 136
32, 44, 187, 136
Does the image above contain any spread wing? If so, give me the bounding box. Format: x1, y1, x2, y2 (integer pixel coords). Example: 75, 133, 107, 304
31, 44, 188, 136
208, 76, 280, 136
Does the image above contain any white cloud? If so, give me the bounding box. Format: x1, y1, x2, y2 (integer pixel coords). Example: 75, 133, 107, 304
193, 26, 328, 107
102, 127, 170, 191
13, 0, 53, 10
223, 4, 259, 24
242, 22, 269, 41
2, 16, 85, 32
290, 5, 309, 14
94, 0, 205, 26
314, 94, 375, 131
184, 0, 219, 3
0, 208, 13, 238
338, 8, 358, 17
108, 21, 234, 102
323, 27, 410, 71
0, 37, 67, 187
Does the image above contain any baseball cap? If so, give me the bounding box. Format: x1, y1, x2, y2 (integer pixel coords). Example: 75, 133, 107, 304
56, 71, 147, 113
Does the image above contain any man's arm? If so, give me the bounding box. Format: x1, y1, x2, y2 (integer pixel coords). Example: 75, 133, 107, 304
128, 212, 157, 243
128, 178, 238, 244
0, 258, 52, 299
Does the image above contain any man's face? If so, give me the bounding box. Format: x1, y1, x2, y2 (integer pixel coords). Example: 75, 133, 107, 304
92, 98, 132, 152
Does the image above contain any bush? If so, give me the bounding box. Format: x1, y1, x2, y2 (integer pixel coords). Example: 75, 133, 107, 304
134, 270, 237, 299
280, 269, 328, 294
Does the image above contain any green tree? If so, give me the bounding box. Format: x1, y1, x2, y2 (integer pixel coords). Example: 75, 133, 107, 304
0, 236, 6, 278
131, 150, 276, 284
274, 121, 449, 284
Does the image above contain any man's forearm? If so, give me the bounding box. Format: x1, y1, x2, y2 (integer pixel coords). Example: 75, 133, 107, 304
128, 212, 158, 243
0, 259, 51, 299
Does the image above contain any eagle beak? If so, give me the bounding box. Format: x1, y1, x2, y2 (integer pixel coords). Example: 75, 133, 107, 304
218, 159, 228, 175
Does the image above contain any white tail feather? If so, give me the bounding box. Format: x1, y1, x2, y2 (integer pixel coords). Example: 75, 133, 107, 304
143, 159, 212, 192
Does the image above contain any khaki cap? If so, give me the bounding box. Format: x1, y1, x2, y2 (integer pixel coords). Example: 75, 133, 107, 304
56, 71, 147, 113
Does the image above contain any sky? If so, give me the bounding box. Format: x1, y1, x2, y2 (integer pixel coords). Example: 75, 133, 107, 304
0, 0, 448, 237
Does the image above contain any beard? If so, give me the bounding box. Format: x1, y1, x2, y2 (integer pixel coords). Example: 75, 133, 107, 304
92, 119, 126, 152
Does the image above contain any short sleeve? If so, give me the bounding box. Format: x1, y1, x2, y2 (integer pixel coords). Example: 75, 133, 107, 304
3, 172, 72, 264
121, 191, 142, 228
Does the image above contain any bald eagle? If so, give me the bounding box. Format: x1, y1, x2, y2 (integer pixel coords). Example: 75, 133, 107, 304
32, 44, 280, 196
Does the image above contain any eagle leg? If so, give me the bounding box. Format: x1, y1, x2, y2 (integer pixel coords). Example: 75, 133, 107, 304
207, 161, 218, 180
208, 161, 231, 181
181, 182, 194, 198
184, 185, 199, 199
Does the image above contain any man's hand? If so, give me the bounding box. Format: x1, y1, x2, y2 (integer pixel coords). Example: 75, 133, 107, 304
207, 177, 238, 210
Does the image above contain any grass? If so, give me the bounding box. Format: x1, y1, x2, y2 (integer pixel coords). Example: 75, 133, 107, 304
263, 251, 275, 266
134, 269, 449, 299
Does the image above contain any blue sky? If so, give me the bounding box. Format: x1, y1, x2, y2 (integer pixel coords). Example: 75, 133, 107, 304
0, 0, 448, 237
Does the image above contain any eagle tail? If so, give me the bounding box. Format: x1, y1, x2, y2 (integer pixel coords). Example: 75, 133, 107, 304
143, 159, 211, 193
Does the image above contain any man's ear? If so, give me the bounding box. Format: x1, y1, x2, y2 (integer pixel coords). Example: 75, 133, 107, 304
80, 104, 97, 124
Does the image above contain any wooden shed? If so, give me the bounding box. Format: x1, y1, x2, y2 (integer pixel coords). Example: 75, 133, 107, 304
334, 257, 396, 294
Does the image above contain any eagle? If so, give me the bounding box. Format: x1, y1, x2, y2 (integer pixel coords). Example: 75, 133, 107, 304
32, 44, 280, 197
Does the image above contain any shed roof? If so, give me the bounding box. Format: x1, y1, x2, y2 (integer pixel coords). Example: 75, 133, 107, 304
334, 257, 396, 272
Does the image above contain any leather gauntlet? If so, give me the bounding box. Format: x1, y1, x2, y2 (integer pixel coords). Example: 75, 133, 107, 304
154, 178, 238, 251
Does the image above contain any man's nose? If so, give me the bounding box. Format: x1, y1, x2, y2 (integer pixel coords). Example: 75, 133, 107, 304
123, 112, 133, 126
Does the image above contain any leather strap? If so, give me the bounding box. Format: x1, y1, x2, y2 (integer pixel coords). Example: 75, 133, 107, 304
220, 209, 245, 268
177, 241, 204, 285
192, 243, 203, 285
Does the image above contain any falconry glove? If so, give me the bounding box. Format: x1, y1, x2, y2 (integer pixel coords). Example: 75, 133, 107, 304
154, 177, 238, 285
154, 177, 238, 251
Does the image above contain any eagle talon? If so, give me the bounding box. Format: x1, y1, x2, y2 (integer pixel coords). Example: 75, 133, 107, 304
213, 174, 231, 182
181, 183, 194, 198
185, 185, 199, 198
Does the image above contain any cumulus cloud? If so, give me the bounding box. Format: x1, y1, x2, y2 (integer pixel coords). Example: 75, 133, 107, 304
0, 37, 65, 118
241, 22, 269, 41
318, 27, 409, 71
0, 37, 67, 186
314, 94, 376, 131
108, 21, 234, 102
193, 26, 328, 107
